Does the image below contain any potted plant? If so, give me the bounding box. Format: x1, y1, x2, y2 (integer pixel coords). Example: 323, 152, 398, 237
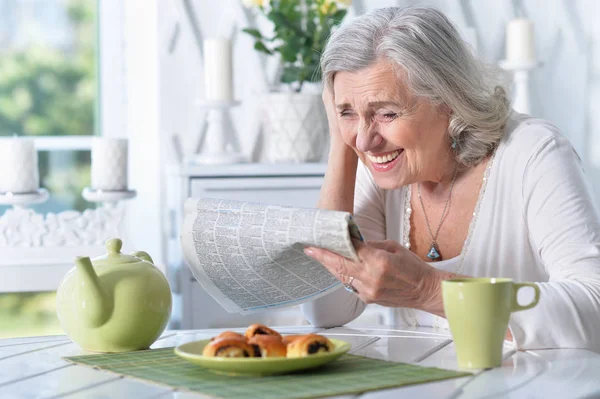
241, 0, 350, 163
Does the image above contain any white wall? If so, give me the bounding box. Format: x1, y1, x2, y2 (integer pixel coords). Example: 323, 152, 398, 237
114, 0, 164, 266
157, 0, 600, 197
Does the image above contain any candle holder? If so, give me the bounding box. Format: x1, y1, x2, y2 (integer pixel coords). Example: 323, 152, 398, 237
82, 187, 137, 209
0, 188, 50, 208
193, 100, 248, 165
499, 60, 542, 115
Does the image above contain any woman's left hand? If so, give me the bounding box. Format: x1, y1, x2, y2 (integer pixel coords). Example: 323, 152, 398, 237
304, 239, 447, 315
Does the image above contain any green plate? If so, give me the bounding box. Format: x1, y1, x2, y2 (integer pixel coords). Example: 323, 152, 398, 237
174, 338, 351, 376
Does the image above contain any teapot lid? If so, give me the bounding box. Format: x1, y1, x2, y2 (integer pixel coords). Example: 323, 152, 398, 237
92, 238, 147, 266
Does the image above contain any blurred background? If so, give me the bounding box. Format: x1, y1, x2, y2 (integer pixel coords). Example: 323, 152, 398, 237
1, 0, 599, 338
0, 0, 96, 338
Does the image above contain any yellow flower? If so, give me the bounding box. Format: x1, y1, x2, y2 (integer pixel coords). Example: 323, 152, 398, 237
318, 0, 336, 14
319, 0, 351, 15
241, 0, 269, 8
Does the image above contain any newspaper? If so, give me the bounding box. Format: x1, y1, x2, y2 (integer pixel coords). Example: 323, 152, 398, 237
180, 197, 363, 314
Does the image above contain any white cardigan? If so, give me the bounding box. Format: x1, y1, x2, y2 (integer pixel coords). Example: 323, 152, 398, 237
301, 111, 600, 352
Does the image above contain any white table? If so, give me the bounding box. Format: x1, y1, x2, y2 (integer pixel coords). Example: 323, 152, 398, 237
1, 324, 599, 398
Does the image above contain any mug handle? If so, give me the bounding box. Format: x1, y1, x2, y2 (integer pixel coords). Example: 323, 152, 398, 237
511, 283, 540, 312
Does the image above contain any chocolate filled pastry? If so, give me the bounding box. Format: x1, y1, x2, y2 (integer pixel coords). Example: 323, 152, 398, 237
210, 331, 246, 341
245, 323, 282, 339
202, 337, 255, 358
286, 334, 334, 357
248, 335, 287, 358
281, 334, 306, 346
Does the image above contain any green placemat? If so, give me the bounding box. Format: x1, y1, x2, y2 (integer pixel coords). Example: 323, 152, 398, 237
65, 348, 470, 399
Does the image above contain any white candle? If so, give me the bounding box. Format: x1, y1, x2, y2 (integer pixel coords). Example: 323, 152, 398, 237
0, 137, 39, 193
203, 38, 233, 103
506, 19, 536, 64
91, 138, 128, 191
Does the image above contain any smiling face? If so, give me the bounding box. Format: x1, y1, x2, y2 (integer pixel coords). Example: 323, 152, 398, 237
333, 60, 452, 189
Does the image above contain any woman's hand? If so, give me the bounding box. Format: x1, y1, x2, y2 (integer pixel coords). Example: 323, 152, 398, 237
317, 84, 358, 213
303, 239, 517, 340
304, 239, 450, 315
322, 84, 348, 151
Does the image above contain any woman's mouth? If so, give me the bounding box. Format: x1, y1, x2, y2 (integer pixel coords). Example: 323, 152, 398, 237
366, 150, 403, 172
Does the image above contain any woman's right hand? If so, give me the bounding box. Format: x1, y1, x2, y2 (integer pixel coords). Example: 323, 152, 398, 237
317, 83, 358, 212
322, 84, 348, 151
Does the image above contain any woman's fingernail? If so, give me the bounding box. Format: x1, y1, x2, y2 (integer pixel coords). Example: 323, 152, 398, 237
304, 248, 315, 257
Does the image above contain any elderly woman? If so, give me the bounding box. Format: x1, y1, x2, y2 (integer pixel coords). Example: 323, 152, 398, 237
300, 6, 600, 351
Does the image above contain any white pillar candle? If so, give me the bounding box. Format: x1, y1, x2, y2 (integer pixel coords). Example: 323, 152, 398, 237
506, 19, 536, 64
203, 38, 233, 103
0, 137, 39, 194
91, 137, 128, 191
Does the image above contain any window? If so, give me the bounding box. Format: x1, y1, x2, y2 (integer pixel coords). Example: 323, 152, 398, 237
0, 0, 98, 338
0, 291, 62, 339
0, 0, 97, 213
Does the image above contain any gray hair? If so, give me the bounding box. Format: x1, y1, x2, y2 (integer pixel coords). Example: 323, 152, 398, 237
321, 6, 511, 166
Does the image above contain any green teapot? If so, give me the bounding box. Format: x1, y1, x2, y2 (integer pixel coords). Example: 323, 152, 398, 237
56, 238, 172, 352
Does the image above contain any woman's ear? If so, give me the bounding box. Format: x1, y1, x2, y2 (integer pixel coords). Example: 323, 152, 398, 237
438, 103, 452, 116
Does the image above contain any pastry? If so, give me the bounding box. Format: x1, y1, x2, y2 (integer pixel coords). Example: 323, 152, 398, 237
244, 323, 282, 339
281, 334, 306, 346
286, 334, 334, 357
248, 335, 287, 358
210, 331, 246, 341
202, 337, 255, 358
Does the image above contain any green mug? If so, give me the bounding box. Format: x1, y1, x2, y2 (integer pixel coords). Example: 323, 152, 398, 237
442, 277, 540, 369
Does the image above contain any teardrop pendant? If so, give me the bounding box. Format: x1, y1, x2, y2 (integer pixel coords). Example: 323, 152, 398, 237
427, 244, 441, 261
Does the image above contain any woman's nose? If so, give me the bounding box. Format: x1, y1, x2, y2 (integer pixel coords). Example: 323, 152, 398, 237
356, 120, 382, 153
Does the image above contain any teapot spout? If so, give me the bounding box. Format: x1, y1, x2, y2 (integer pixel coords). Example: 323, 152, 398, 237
75, 256, 112, 328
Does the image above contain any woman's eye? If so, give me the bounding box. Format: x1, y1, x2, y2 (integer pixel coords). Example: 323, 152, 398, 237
380, 112, 398, 121
339, 110, 354, 118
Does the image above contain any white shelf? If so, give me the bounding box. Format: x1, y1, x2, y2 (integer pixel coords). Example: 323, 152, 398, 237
167, 162, 328, 178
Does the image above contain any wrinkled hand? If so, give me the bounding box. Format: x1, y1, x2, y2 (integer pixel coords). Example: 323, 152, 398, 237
304, 239, 444, 313
322, 84, 346, 150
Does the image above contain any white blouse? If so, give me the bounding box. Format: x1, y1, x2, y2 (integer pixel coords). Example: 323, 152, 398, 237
301, 111, 600, 352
